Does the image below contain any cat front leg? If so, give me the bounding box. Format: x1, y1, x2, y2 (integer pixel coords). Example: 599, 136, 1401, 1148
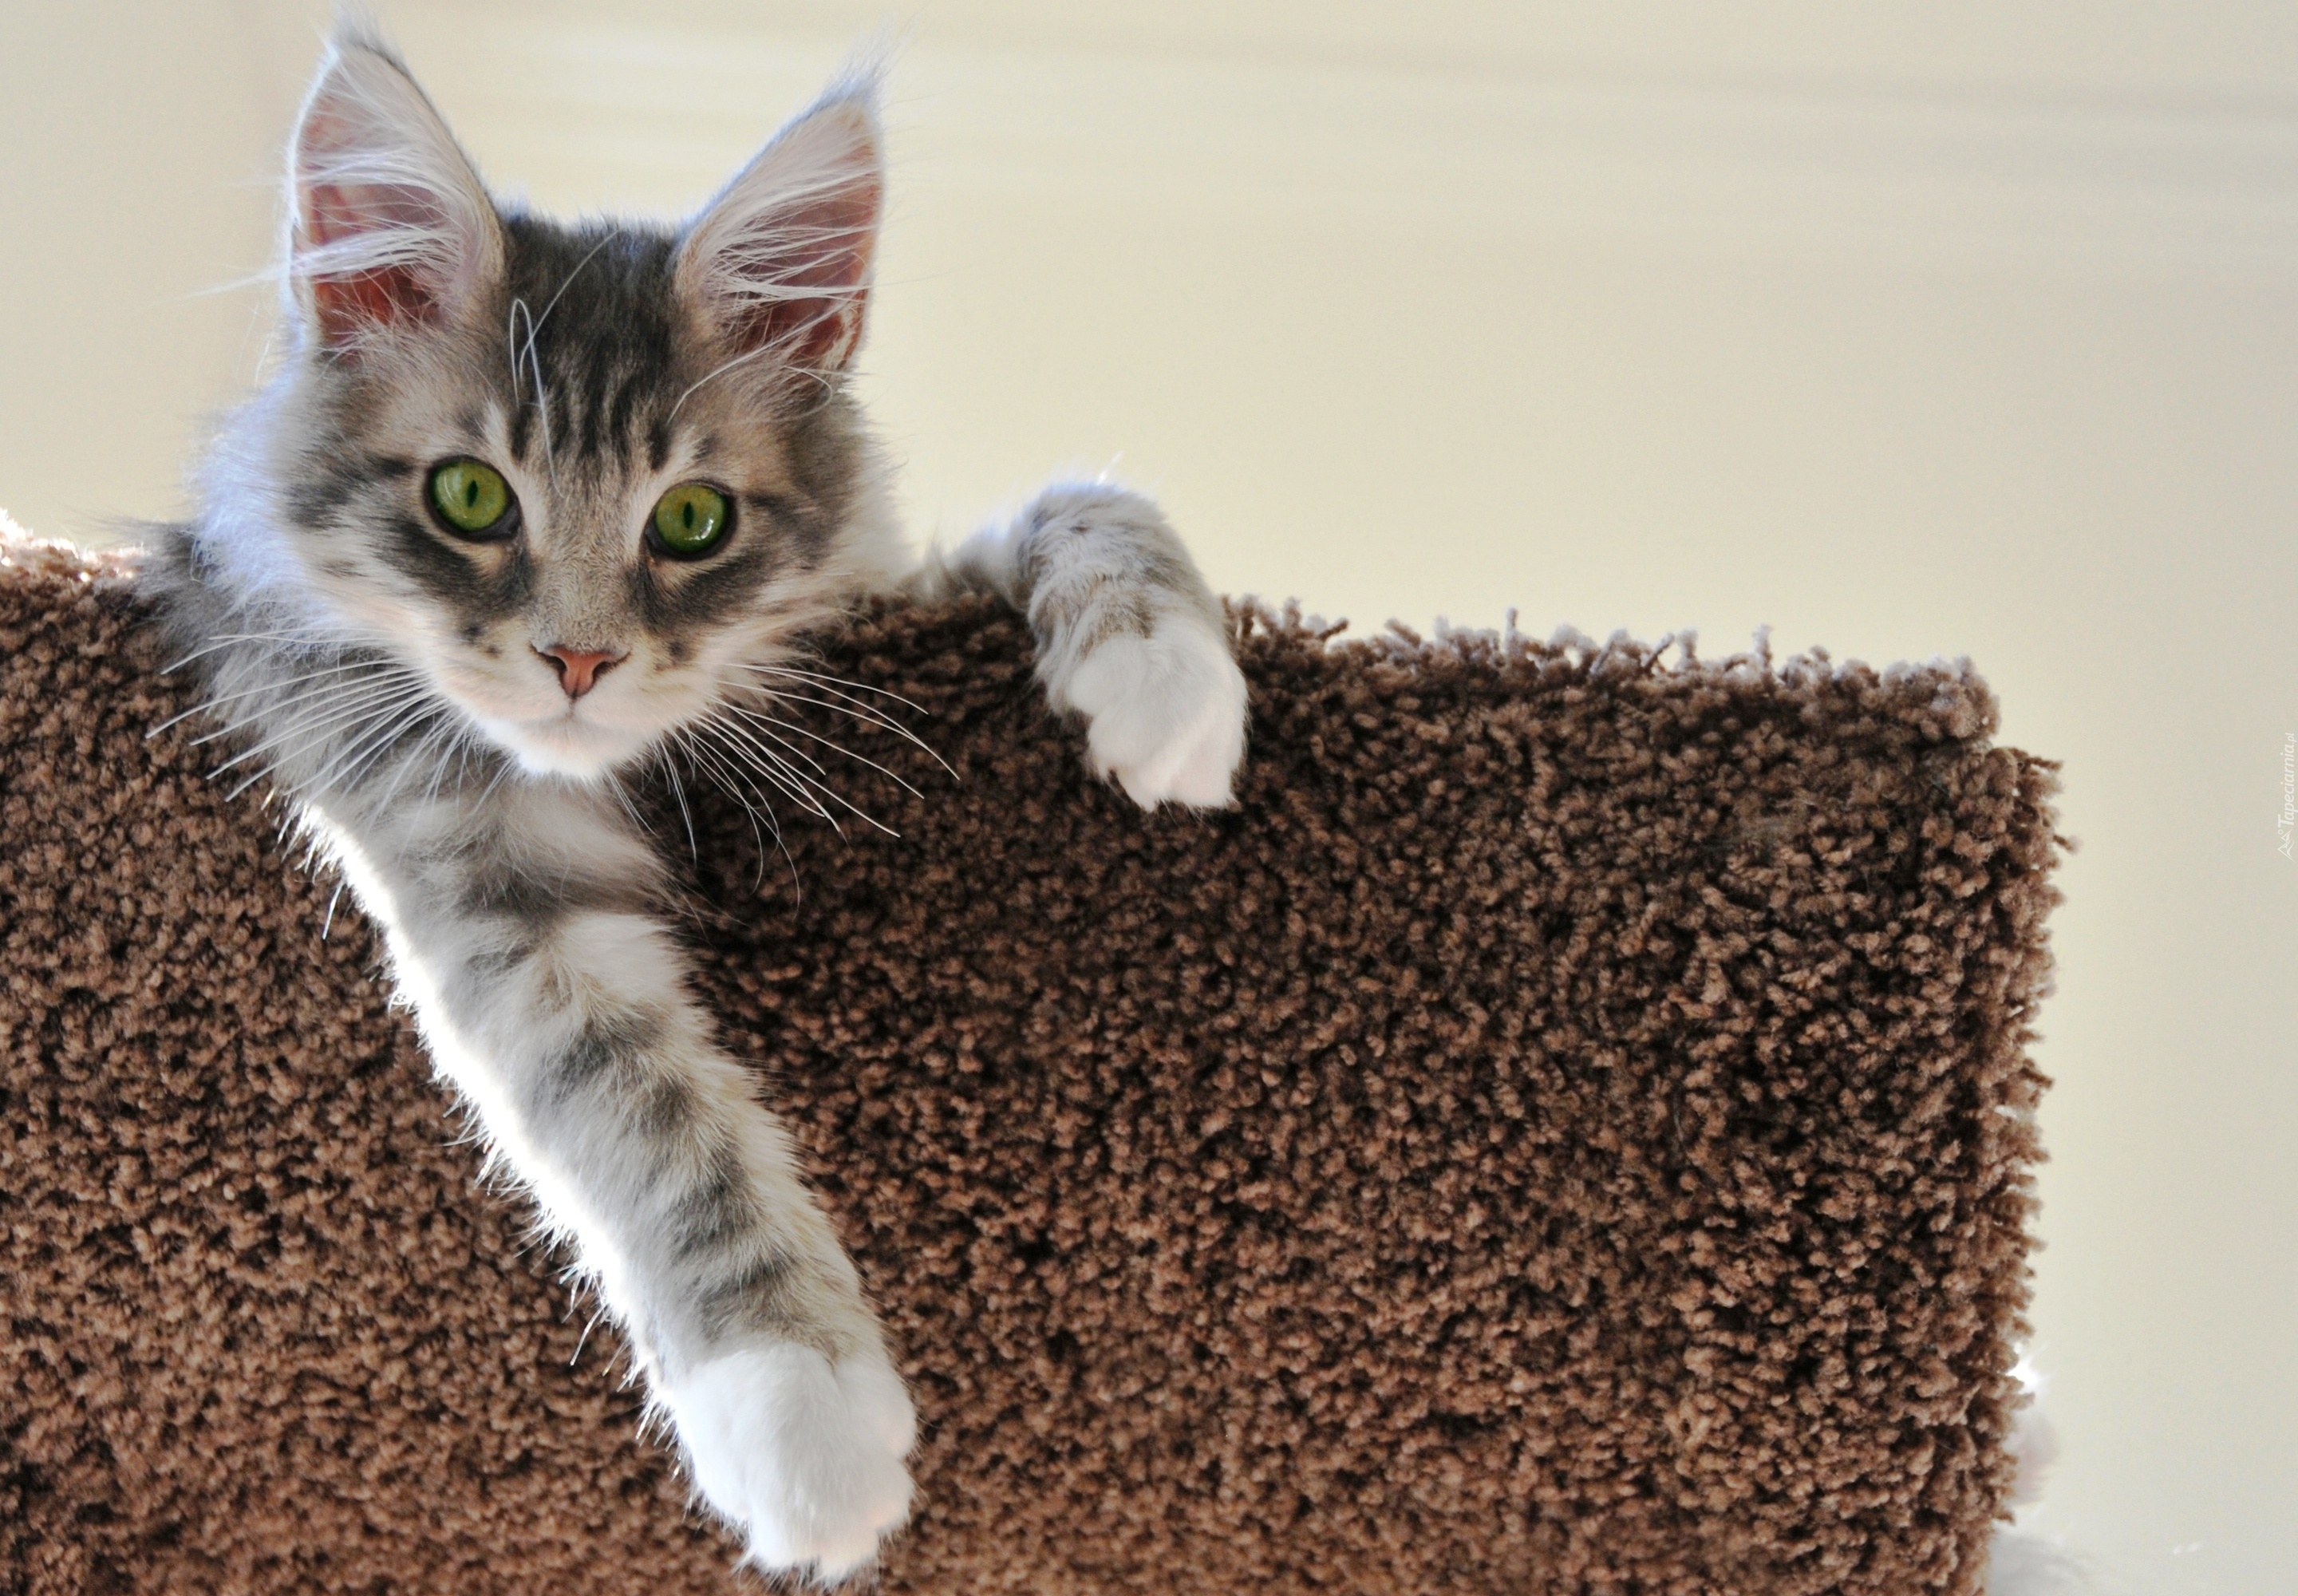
310, 783, 913, 1582
920, 484, 1250, 809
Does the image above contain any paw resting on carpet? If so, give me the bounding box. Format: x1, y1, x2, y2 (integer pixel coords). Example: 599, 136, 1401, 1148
1017, 484, 1250, 811
1063, 613, 1249, 810
663, 1342, 917, 1582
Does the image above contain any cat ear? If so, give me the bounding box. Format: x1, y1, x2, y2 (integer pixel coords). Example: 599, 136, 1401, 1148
677, 79, 884, 377
288, 28, 502, 354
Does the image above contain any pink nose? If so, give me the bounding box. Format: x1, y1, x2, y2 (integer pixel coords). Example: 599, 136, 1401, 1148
535, 644, 626, 699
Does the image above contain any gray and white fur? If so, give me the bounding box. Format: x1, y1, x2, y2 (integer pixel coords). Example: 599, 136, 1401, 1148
146, 26, 1246, 1582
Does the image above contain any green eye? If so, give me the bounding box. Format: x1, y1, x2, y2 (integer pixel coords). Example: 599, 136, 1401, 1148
428, 460, 513, 535
651, 483, 731, 556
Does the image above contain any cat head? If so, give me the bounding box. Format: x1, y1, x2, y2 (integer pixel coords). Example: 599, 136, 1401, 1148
215, 26, 898, 780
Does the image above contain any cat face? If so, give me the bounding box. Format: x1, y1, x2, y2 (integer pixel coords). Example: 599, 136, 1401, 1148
257, 38, 890, 780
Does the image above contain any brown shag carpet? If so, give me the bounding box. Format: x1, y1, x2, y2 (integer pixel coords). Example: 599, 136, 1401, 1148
0, 533, 2059, 1595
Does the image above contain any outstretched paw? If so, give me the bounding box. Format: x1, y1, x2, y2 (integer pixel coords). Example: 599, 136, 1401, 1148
1013, 484, 1250, 810
665, 1343, 916, 1586
1064, 612, 1249, 809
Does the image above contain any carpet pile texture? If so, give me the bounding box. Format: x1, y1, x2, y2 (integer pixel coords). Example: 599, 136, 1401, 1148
0, 534, 2059, 1594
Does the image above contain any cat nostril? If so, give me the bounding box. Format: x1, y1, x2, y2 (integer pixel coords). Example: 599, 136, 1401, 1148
535, 644, 628, 700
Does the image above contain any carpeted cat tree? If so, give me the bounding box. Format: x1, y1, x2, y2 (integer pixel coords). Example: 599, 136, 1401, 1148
0, 531, 2058, 1594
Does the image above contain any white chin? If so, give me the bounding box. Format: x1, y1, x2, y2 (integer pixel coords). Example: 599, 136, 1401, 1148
480, 714, 650, 781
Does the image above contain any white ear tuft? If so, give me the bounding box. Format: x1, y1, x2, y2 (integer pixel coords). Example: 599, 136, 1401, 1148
677, 77, 885, 377
289, 26, 501, 354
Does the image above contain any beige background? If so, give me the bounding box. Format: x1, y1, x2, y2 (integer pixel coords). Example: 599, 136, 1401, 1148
4, 5, 2293, 1590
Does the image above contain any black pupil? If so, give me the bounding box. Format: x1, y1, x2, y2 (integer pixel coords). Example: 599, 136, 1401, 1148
682, 500, 698, 531
463, 480, 480, 508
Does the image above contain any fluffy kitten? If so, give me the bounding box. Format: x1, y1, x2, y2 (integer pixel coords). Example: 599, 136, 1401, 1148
146, 26, 1246, 1582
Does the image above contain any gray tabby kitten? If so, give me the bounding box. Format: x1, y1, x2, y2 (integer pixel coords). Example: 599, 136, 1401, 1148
145, 27, 1247, 1583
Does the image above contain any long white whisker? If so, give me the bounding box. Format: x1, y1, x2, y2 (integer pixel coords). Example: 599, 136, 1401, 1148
678, 725, 796, 893
721, 702, 922, 800
204, 678, 424, 774
286, 713, 426, 802
157, 658, 407, 737
322, 693, 452, 795
659, 744, 699, 863
602, 768, 652, 839
184, 666, 422, 745
732, 681, 954, 775
193, 678, 424, 768
373, 716, 475, 811
160, 629, 335, 674
741, 662, 931, 714
755, 687, 915, 739
507, 297, 527, 404
527, 229, 617, 352
717, 703, 831, 777
691, 721, 810, 847
704, 706, 838, 806
368, 725, 444, 811
669, 342, 779, 421
705, 709, 899, 839
217, 694, 428, 800
699, 710, 840, 832
508, 296, 556, 481
728, 662, 937, 733
417, 723, 476, 806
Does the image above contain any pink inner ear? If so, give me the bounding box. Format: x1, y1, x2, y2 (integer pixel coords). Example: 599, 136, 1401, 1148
291, 78, 473, 353
725, 171, 882, 369
302, 180, 440, 344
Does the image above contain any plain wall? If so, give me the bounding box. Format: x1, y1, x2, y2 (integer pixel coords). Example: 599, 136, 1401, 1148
4, 5, 2293, 1590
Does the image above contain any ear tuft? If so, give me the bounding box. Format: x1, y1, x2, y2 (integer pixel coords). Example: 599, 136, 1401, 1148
289, 28, 501, 354
677, 77, 886, 377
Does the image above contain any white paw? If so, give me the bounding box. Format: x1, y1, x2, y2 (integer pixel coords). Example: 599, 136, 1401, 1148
664, 1342, 916, 1585
1060, 611, 1249, 809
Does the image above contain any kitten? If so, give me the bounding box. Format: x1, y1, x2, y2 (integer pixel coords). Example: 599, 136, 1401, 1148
145, 25, 1246, 1583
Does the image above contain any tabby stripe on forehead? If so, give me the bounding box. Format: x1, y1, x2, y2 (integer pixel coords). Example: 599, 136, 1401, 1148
605, 373, 656, 465
573, 366, 620, 463
497, 219, 683, 471
507, 401, 537, 465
